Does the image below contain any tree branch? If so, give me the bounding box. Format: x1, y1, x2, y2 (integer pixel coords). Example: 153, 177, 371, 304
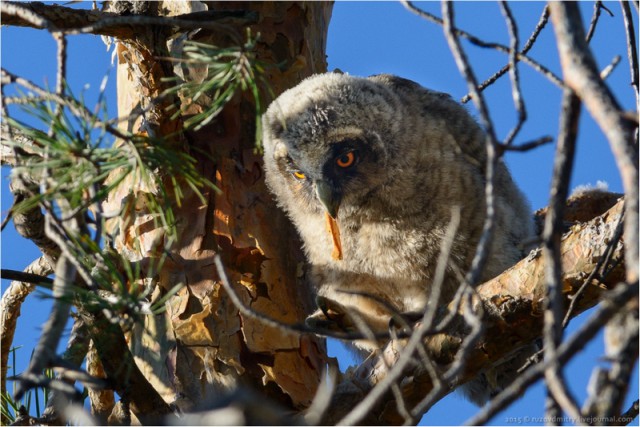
0, 1, 256, 40
467, 279, 637, 426
549, 2, 639, 285
541, 87, 582, 424
619, 0, 639, 106
401, 1, 564, 93
77, 305, 175, 425
0, 257, 54, 397
325, 197, 626, 425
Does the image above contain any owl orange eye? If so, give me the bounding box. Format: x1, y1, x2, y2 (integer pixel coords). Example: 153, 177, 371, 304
293, 170, 306, 180
336, 152, 355, 168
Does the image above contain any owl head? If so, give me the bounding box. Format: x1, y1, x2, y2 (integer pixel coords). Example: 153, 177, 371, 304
261, 73, 409, 222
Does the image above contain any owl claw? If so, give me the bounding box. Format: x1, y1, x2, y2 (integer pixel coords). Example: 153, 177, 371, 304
306, 296, 356, 333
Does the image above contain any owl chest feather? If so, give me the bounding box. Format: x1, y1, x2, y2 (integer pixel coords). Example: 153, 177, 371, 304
297, 211, 441, 313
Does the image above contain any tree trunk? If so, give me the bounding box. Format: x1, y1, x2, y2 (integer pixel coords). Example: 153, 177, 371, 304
104, 1, 333, 416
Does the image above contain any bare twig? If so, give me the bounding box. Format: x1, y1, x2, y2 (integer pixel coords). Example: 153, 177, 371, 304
621, 400, 639, 424
1, 68, 130, 141
14, 254, 76, 401
335, 208, 466, 425
499, 1, 526, 146
304, 365, 338, 426
466, 280, 639, 426
409, 290, 484, 418
541, 88, 584, 423
213, 254, 400, 342
620, 0, 639, 106
77, 303, 175, 424
44, 213, 98, 291
40, 316, 91, 425
441, 1, 499, 290
6, 175, 60, 260
423, 206, 461, 328
549, 2, 639, 285
601, 55, 623, 80
401, 1, 564, 93
0, 1, 55, 31
501, 136, 554, 152
0, 269, 54, 286
48, 32, 67, 140
1, 1, 254, 42
53, 33, 66, 98
591, 306, 639, 421
464, 5, 551, 104
586, 2, 609, 43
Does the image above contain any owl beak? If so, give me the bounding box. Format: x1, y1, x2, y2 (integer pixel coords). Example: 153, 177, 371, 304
314, 180, 340, 219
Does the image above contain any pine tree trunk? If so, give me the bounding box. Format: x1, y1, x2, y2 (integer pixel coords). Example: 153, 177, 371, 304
105, 1, 333, 415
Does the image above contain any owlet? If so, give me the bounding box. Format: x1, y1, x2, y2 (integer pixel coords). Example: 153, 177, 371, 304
261, 73, 535, 405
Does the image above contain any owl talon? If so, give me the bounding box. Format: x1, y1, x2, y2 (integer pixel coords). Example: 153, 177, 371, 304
307, 296, 359, 333
306, 308, 353, 333
388, 311, 422, 336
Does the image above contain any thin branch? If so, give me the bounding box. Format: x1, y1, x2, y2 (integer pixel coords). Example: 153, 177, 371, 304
335, 206, 463, 426
401, 1, 564, 93
0, 269, 54, 286
304, 365, 338, 426
541, 87, 584, 423
499, 1, 527, 146
549, 2, 639, 285
441, 0, 499, 291
466, 280, 639, 426
620, 0, 639, 107
621, 400, 640, 424
44, 213, 98, 291
53, 33, 66, 98
462, 5, 552, 104
478, 6, 549, 104
14, 254, 75, 401
0, 1, 255, 42
1, 68, 130, 141
586, 2, 607, 43
0, 1, 55, 31
6, 171, 60, 260
213, 254, 400, 342
40, 316, 91, 425
77, 302, 175, 424
409, 290, 484, 418
601, 55, 623, 80
0, 257, 54, 394
501, 135, 554, 152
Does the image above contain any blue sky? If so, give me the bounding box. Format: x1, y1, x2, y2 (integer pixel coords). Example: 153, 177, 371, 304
1, 2, 637, 425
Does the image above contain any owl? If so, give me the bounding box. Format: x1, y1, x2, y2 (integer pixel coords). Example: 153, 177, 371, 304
261, 73, 535, 405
